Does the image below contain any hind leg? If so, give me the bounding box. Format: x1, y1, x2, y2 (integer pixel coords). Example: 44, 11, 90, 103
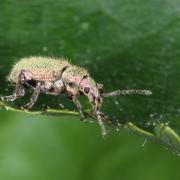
1, 86, 25, 102
1, 70, 28, 102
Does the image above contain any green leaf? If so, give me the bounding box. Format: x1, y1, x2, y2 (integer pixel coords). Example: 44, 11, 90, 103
0, 0, 180, 155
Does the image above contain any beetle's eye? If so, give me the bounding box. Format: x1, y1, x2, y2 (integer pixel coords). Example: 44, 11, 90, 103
84, 87, 90, 94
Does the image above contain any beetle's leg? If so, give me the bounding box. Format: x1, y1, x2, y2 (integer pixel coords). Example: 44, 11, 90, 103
1, 85, 25, 102
1, 71, 26, 102
21, 82, 41, 110
90, 100, 107, 137
94, 109, 107, 137
72, 96, 86, 121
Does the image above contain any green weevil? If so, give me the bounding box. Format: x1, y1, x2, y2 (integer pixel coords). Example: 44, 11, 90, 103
1, 56, 152, 136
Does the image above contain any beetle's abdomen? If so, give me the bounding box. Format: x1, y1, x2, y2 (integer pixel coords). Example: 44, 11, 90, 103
8, 56, 70, 83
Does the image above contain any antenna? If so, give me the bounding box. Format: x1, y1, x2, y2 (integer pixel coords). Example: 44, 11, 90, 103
102, 89, 152, 97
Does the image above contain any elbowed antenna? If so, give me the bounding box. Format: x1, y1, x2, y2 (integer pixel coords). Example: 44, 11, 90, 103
102, 89, 152, 97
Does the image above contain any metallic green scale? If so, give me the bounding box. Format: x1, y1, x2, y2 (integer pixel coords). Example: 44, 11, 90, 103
8, 56, 70, 82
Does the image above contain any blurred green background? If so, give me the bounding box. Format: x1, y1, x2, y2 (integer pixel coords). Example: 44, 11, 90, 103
0, 0, 180, 180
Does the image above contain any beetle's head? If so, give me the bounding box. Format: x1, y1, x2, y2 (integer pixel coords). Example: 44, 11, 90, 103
79, 77, 103, 107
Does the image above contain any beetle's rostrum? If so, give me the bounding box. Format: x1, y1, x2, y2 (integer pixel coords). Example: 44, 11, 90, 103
1, 56, 152, 137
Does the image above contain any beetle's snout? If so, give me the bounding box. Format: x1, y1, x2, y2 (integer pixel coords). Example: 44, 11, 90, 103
86, 87, 103, 106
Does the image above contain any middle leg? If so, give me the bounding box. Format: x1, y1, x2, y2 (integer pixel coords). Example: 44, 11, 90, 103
21, 82, 41, 110
72, 96, 86, 121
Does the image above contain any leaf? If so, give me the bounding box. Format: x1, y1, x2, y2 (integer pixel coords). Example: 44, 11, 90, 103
0, 0, 180, 155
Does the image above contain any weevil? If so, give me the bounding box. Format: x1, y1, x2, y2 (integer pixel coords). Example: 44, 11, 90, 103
1, 56, 152, 136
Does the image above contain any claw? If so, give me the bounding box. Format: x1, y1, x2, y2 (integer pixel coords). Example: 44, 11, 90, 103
1, 96, 16, 102
80, 113, 87, 122
21, 104, 31, 111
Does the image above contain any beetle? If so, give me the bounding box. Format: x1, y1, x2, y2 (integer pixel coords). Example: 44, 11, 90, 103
1, 56, 152, 136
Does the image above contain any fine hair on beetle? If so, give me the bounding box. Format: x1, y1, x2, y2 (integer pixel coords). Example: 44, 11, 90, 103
1, 56, 152, 137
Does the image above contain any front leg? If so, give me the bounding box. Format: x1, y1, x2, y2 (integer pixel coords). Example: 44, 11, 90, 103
21, 82, 41, 110
71, 96, 86, 122
95, 110, 107, 137
91, 103, 107, 137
